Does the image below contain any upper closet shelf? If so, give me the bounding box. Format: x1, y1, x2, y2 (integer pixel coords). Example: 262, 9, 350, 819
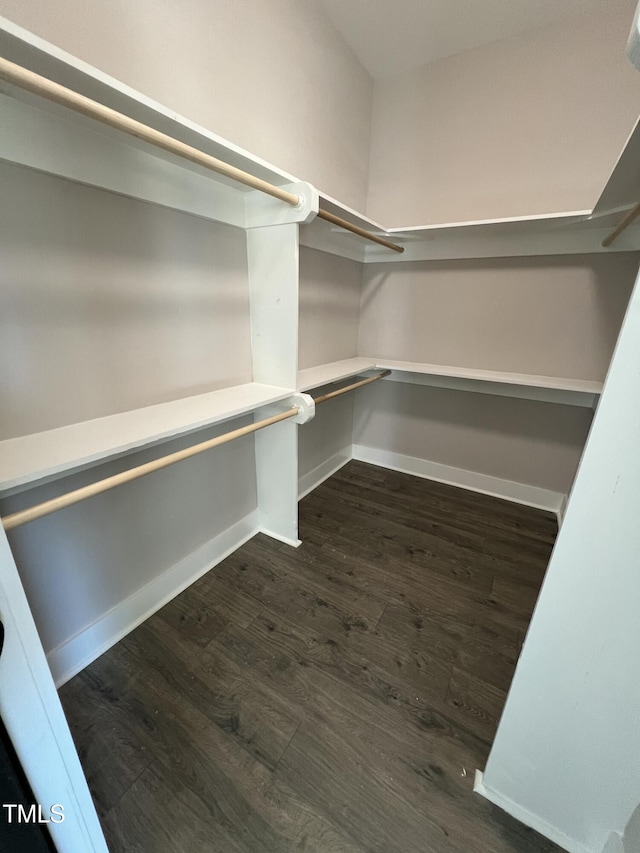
299, 358, 601, 408
0, 382, 295, 497
300, 116, 640, 263
0, 18, 317, 230
2, 17, 638, 260
301, 203, 640, 263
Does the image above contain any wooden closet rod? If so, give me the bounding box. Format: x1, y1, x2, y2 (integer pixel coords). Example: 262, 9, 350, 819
1, 407, 298, 532
314, 370, 391, 405
317, 209, 404, 253
0, 57, 300, 206
2, 372, 391, 531
602, 202, 640, 247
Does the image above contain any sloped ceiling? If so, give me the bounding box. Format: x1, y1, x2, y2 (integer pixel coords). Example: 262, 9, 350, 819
315, 0, 608, 78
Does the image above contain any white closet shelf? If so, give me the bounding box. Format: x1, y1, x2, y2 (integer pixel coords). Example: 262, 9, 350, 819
375, 206, 640, 263
297, 358, 379, 392
299, 358, 602, 408
377, 360, 601, 392
299, 122, 640, 263
301, 205, 640, 263
376, 360, 602, 407
0, 382, 295, 496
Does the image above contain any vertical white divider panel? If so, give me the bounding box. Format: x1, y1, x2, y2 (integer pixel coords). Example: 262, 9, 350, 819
0, 526, 108, 852
475, 265, 640, 853
247, 224, 301, 546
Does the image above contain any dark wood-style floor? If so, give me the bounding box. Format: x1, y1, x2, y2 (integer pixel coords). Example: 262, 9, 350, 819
60, 461, 561, 852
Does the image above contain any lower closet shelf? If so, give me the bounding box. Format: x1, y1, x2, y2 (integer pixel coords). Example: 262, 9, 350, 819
0, 382, 295, 496
297, 357, 602, 408
297, 358, 378, 392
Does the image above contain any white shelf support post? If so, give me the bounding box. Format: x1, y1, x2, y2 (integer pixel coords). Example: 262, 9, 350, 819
247, 221, 308, 546
253, 391, 315, 547
254, 416, 299, 545
0, 526, 108, 852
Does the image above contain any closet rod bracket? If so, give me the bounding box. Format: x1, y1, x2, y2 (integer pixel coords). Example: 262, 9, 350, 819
254, 393, 315, 425
288, 393, 316, 424
246, 181, 319, 228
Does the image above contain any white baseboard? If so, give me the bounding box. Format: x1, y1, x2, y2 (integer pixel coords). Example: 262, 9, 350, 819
48, 510, 260, 687
557, 493, 569, 527
474, 770, 593, 853
352, 445, 565, 515
602, 832, 624, 853
260, 528, 301, 548
298, 447, 352, 500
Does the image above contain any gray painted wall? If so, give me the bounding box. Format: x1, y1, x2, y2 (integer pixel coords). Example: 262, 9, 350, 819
359, 254, 637, 379
299, 247, 363, 371
298, 248, 362, 485
353, 381, 592, 495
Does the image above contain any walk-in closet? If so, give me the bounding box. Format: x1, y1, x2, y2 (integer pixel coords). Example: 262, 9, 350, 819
1, 2, 640, 852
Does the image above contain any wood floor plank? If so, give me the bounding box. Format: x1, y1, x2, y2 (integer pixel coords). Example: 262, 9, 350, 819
335, 461, 557, 542
122, 616, 300, 773
59, 656, 152, 818
212, 550, 384, 643
277, 718, 458, 853
107, 640, 366, 853
302, 490, 498, 593
298, 529, 526, 642
492, 574, 546, 621
377, 603, 519, 694
445, 667, 509, 743
60, 460, 561, 853
209, 612, 556, 853
212, 608, 452, 734
483, 528, 555, 567
313, 479, 488, 552
101, 760, 249, 853
240, 534, 388, 626
156, 569, 264, 651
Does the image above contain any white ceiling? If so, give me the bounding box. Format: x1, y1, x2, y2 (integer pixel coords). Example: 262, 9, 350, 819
315, 0, 608, 79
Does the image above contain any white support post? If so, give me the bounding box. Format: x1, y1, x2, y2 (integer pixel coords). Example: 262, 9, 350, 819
0, 526, 108, 852
254, 393, 314, 546
254, 419, 300, 546
247, 223, 302, 546
247, 223, 299, 389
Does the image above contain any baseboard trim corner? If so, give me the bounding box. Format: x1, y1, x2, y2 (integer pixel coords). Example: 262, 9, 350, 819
557, 493, 569, 527
48, 509, 260, 687
260, 528, 302, 548
298, 447, 352, 500
474, 771, 593, 853
352, 445, 564, 515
